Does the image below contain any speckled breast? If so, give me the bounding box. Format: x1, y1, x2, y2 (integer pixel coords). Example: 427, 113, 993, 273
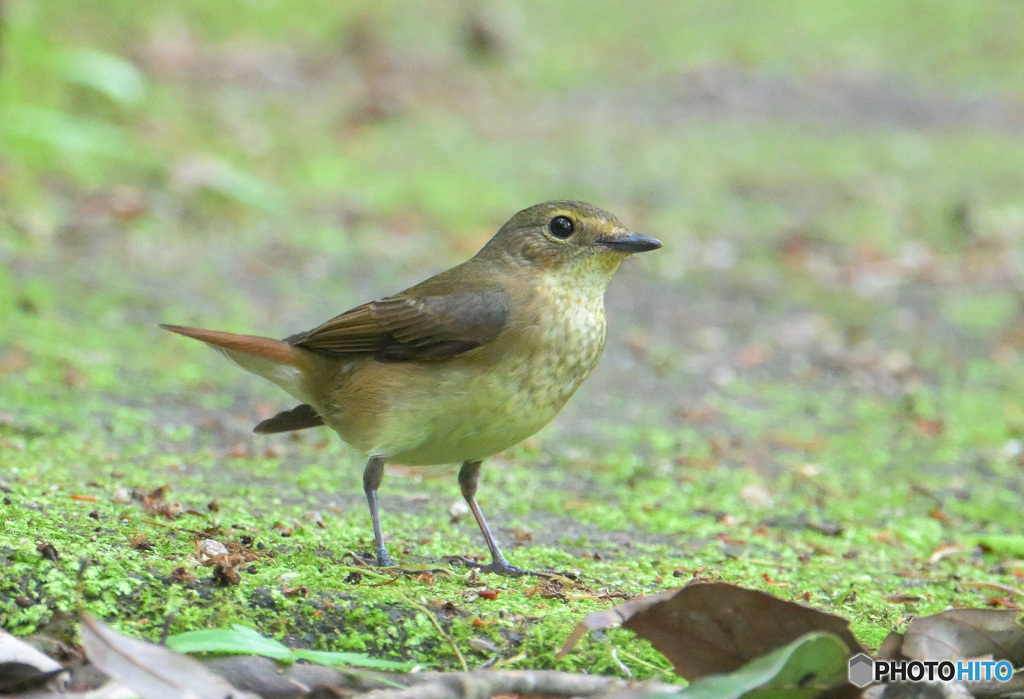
512, 282, 607, 415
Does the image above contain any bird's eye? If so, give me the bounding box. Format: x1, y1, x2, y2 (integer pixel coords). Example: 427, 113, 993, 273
548, 215, 574, 239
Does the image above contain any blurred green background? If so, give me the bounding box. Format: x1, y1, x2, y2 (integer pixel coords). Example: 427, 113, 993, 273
4, 0, 1024, 675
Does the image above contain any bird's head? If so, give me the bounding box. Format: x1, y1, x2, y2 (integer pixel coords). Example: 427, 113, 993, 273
479, 201, 661, 283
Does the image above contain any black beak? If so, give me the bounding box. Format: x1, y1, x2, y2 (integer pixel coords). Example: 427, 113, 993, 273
594, 232, 662, 253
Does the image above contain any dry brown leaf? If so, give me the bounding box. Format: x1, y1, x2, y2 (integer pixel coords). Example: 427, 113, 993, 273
877, 631, 905, 660
557, 582, 863, 681
556, 591, 673, 660
900, 609, 1024, 664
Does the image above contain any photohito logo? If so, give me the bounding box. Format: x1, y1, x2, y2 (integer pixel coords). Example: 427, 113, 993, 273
848, 652, 1014, 688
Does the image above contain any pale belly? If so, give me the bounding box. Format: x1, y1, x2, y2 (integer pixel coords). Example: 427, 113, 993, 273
312, 284, 608, 466
378, 356, 593, 465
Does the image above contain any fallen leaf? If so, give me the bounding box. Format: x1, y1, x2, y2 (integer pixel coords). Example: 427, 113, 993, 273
885, 594, 922, 604
900, 609, 1024, 664
170, 567, 195, 584
138, 485, 184, 520
80, 614, 256, 699
468, 637, 501, 654
129, 534, 154, 552
513, 528, 534, 542
212, 562, 241, 586
558, 582, 862, 680
0, 629, 68, 693
760, 573, 789, 587
624, 583, 863, 679
37, 543, 59, 562
557, 592, 667, 660
167, 626, 289, 661
928, 544, 969, 565
876, 631, 905, 660
675, 632, 850, 698
987, 596, 1019, 609
166, 625, 414, 670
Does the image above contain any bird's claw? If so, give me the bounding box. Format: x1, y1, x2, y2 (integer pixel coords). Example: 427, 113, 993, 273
446, 555, 537, 577
349, 550, 396, 568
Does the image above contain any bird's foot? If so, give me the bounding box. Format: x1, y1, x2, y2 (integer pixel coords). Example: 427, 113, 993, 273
349, 549, 396, 568
447, 555, 527, 576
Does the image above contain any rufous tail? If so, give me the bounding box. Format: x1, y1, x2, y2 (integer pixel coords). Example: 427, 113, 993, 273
159, 324, 311, 402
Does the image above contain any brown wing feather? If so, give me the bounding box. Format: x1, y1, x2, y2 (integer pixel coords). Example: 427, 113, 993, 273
289, 290, 509, 361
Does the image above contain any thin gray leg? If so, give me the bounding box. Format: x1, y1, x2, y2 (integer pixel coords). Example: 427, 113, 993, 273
458, 460, 524, 576
363, 456, 394, 566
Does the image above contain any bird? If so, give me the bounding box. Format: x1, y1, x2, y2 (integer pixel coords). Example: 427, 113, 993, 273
162, 200, 660, 575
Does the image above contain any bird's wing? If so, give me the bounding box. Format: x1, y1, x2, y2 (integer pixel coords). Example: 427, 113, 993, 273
288, 290, 510, 361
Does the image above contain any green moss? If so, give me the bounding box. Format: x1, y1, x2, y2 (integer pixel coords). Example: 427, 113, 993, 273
4, 0, 1024, 678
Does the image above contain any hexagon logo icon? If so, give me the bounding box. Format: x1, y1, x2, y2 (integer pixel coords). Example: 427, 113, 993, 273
848, 652, 874, 688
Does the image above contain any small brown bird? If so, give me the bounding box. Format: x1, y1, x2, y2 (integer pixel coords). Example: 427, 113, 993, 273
162, 201, 660, 575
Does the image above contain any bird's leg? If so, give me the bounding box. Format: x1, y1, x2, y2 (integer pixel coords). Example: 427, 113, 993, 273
362, 456, 395, 567
456, 460, 525, 576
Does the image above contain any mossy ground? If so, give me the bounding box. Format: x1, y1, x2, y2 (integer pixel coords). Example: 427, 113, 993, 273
3, 0, 1024, 681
